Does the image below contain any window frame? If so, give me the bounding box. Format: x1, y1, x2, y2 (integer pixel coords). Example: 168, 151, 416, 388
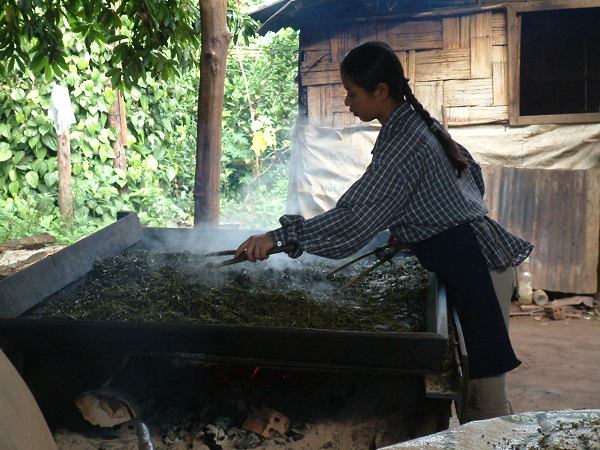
507, 0, 600, 125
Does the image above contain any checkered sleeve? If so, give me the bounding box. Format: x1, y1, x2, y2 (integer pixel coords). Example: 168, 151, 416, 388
267, 136, 422, 259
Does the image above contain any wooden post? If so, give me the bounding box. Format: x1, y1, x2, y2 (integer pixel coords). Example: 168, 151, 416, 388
107, 83, 128, 182
57, 131, 73, 222
194, 0, 231, 226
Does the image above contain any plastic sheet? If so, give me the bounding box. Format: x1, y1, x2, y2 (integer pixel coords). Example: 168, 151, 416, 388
285, 119, 600, 218
379, 409, 600, 450
47, 85, 76, 134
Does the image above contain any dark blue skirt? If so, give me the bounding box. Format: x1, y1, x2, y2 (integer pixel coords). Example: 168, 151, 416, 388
412, 222, 521, 379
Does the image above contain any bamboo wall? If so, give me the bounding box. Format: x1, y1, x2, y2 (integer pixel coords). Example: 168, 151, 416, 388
295, 6, 600, 294
299, 11, 509, 128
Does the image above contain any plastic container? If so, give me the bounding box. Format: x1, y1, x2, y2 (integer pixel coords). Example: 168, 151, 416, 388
517, 258, 533, 305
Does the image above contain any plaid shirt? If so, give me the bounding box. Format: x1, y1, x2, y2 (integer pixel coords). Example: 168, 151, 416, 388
268, 103, 533, 269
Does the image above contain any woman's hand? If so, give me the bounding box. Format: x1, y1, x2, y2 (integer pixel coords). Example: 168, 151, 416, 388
235, 234, 274, 262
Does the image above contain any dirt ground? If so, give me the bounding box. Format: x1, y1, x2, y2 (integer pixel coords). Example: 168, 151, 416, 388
507, 314, 600, 414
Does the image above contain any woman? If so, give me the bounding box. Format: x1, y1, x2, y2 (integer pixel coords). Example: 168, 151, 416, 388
235, 41, 533, 422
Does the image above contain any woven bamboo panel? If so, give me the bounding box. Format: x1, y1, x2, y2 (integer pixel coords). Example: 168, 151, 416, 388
307, 85, 333, 126
442, 17, 461, 49
331, 84, 347, 112
301, 66, 339, 86
415, 48, 471, 81
482, 166, 600, 294
396, 50, 417, 89
444, 78, 493, 107
492, 11, 507, 45
445, 105, 508, 124
330, 28, 359, 63
492, 45, 508, 105
358, 21, 379, 42
387, 20, 443, 51
415, 81, 443, 121
470, 12, 492, 78
299, 10, 513, 127
301, 50, 330, 71
460, 15, 471, 48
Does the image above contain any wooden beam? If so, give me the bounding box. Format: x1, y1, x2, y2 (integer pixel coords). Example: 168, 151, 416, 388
506, 5, 521, 125
513, 112, 600, 125
194, 0, 232, 225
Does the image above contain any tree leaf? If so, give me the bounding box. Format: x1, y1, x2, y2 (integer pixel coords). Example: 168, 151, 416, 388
41, 134, 57, 151
166, 166, 177, 182
25, 171, 39, 188
44, 171, 58, 187
0, 143, 12, 162
8, 180, 20, 196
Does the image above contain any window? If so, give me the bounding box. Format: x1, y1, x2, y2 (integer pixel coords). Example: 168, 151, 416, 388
507, 3, 600, 125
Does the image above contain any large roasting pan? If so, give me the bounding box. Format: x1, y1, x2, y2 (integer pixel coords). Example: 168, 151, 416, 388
0, 214, 449, 374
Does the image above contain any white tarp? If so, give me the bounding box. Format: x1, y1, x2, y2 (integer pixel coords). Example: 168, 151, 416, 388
451, 123, 600, 170
286, 120, 600, 218
379, 409, 600, 450
47, 85, 76, 135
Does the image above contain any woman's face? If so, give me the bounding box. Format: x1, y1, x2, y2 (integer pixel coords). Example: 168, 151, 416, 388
341, 73, 380, 123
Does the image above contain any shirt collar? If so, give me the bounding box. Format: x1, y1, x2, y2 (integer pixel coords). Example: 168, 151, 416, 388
380, 102, 412, 141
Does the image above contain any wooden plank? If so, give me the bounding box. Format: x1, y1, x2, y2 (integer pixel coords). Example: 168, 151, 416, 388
444, 78, 493, 107
387, 20, 443, 51
415, 48, 471, 81
470, 12, 492, 78
301, 67, 339, 86
492, 45, 508, 105
330, 28, 358, 63
442, 17, 461, 49
445, 105, 508, 124
0, 233, 56, 252
307, 85, 333, 126
332, 83, 348, 112
0, 213, 143, 318
506, 5, 521, 124
300, 50, 331, 72
491, 11, 507, 46
415, 81, 443, 121
459, 15, 471, 48
514, 112, 600, 125
481, 166, 600, 294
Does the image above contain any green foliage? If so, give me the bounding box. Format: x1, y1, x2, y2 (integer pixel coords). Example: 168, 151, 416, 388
222, 28, 298, 198
0, 26, 299, 243
0, 0, 257, 89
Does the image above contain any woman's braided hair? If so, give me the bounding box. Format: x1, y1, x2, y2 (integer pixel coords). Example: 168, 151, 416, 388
340, 41, 468, 176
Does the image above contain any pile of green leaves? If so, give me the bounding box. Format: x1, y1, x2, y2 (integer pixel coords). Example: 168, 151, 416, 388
0, 18, 298, 242
29, 250, 430, 333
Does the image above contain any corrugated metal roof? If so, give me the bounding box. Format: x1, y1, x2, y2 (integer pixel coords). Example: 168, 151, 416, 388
250, 0, 480, 33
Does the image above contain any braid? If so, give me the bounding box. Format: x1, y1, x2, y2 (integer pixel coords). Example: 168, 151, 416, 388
403, 83, 469, 176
